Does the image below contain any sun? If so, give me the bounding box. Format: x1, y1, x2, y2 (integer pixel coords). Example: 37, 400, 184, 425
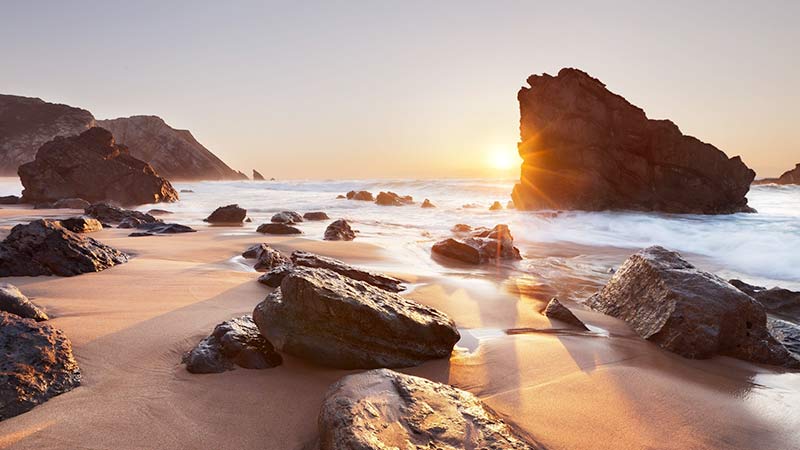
487, 148, 517, 170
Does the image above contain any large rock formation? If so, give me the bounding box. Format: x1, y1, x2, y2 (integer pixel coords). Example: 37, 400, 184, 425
0, 94, 95, 176
753, 163, 800, 185
587, 246, 798, 368
18, 127, 178, 206
512, 68, 755, 214
318, 369, 541, 450
96, 115, 246, 180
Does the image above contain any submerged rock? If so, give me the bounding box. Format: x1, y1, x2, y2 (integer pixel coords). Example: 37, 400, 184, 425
0, 312, 81, 421
253, 268, 458, 369
84, 202, 159, 225
543, 298, 588, 330
257, 223, 302, 235
291, 251, 404, 292
147, 208, 173, 216
183, 315, 282, 373
323, 219, 355, 241
729, 279, 800, 321
0, 284, 48, 321
204, 204, 246, 223
302, 211, 329, 221
587, 246, 798, 368
345, 190, 373, 201
375, 191, 413, 206
318, 369, 541, 450
270, 211, 303, 224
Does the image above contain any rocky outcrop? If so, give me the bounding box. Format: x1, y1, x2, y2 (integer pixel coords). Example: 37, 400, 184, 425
587, 246, 798, 368
59, 217, 103, 233
270, 211, 303, 224
543, 298, 588, 330
256, 223, 301, 235
183, 315, 281, 373
432, 224, 522, 264
252, 169, 265, 181
0, 219, 128, 277
18, 127, 179, 206
302, 211, 329, 221
318, 369, 541, 450
253, 267, 458, 369
376, 191, 413, 206
323, 219, 355, 241
0, 94, 95, 176
0, 312, 81, 421
0, 284, 48, 321
512, 68, 755, 214
84, 202, 158, 225
96, 115, 245, 180
729, 280, 800, 321
345, 190, 373, 201
204, 204, 246, 223
754, 164, 800, 185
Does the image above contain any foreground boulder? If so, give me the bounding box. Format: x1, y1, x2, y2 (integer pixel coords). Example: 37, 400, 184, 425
323, 219, 355, 241
432, 224, 522, 264
84, 202, 159, 225
345, 190, 373, 201
587, 246, 798, 367
19, 127, 179, 206
512, 68, 755, 214
257, 223, 301, 235
183, 315, 282, 373
0, 219, 128, 277
729, 279, 800, 320
0, 284, 48, 321
0, 312, 81, 421
204, 204, 246, 223
318, 369, 541, 450
270, 211, 303, 224
253, 268, 458, 369
754, 163, 800, 185
543, 298, 588, 330
376, 191, 413, 206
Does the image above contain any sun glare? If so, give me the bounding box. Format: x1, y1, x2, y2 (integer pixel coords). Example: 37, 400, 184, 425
487, 149, 517, 170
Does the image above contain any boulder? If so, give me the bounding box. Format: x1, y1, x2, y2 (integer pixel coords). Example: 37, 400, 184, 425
183, 315, 282, 373
431, 238, 481, 265
0, 195, 20, 205
291, 251, 404, 292
252, 169, 265, 181
118, 216, 144, 229
128, 222, 196, 237
452, 223, 472, 233
18, 127, 179, 206
253, 268, 458, 369
729, 279, 800, 320
318, 369, 541, 450
543, 298, 588, 330
767, 318, 800, 358
336, 194, 346, 199
84, 202, 159, 225
59, 217, 103, 233
432, 224, 522, 264
421, 198, 436, 208
0, 312, 81, 421
0, 284, 48, 321
204, 204, 246, 223
256, 223, 302, 235
512, 68, 755, 214
753, 163, 800, 185
0, 219, 128, 277
376, 191, 413, 206
587, 246, 798, 367
303, 211, 329, 221
323, 219, 356, 241
257, 265, 293, 288
345, 190, 373, 201
252, 246, 289, 272
270, 211, 303, 224
489, 201, 503, 210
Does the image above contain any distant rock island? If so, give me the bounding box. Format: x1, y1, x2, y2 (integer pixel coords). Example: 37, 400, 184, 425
511, 68, 756, 214
753, 163, 800, 185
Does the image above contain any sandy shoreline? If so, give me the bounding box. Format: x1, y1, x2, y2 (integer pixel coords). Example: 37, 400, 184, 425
0, 207, 798, 449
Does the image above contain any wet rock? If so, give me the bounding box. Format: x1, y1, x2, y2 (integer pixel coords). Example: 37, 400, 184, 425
252, 169, 265, 181
431, 238, 481, 264
183, 315, 282, 373
253, 246, 290, 272
489, 201, 503, 210
242, 244, 268, 259
128, 222, 196, 237
543, 298, 588, 330
270, 211, 303, 224
256, 223, 302, 235
84, 202, 159, 225
421, 198, 435, 208
0, 195, 20, 205
0, 312, 81, 420
291, 251, 404, 292
59, 216, 103, 233
0, 219, 128, 277
257, 264, 292, 288
767, 318, 800, 358
318, 369, 541, 450
0, 284, 48, 321
253, 268, 458, 369
147, 208, 173, 216
118, 216, 144, 229
452, 223, 472, 233
729, 279, 800, 321
302, 211, 329, 221
345, 190, 373, 201
587, 246, 798, 368
753, 163, 800, 185
204, 204, 246, 223
433, 224, 522, 264
376, 191, 413, 206
323, 219, 356, 241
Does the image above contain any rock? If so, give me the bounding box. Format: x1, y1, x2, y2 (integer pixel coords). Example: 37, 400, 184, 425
52, 198, 90, 209
452, 223, 472, 233
0, 284, 48, 321
753, 163, 800, 185
0, 219, 128, 277
433, 224, 522, 264
257, 265, 293, 288
252, 169, 265, 181
432, 238, 482, 264
512, 68, 756, 214
345, 190, 373, 201
376, 191, 413, 206
180, 189, 194, 193
59, 217, 103, 233
302, 211, 329, 221
256, 223, 302, 235
253, 267, 459, 369
587, 246, 798, 367
421, 198, 435, 208
128, 222, 196, 237
507, 200, 516, 209
291, 251, 404, 292
118, 216, 144, 229
336, 194, 346, 199
489, 201, 503, 210
729, 279, 800, 320
543, 298, 588, 330
270, 211, 303, 224
318, 369, 541, 450
0, 312, 81, 421
84, 202, 159, 225
183, 315, 282, 373
0, 195, 20, 205
204, 204, 246, 223
253, 246, 289, 272
147, 209, 173, 216
323, 219, 356, 241
242, 244, 268, 259
18, 127, 179, 206
767, 318, 800, 358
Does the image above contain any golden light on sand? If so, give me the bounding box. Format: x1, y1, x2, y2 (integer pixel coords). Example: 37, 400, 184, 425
487, 148, 517, 170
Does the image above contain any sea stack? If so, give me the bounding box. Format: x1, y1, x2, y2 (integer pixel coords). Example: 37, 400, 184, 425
512, 68, 755, 214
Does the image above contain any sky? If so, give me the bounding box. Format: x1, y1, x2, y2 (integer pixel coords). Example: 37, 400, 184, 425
1, 0, 797, 179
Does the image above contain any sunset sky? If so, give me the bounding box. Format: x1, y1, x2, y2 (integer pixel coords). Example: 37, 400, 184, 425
1, 1, 797, 179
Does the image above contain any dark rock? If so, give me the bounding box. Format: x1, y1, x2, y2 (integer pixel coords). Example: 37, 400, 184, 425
0, 284, 48, 321
421, 198, 435, 208
270, 211, 303, 224
257, 265, 293, 288
180, 189, 194, 193
253, 267, 458, 369
128, 222, 196, 237
433, 224, 522, 264
204, 204, 246, 223
432, 238, 481, 264
118, 216, 144, 229
376, 191, 413, 206
587, 246, 798, 367
183, 315, 282, 373
767, 318, 800, 358
345, 190, 373, 201
253, 246, 289, 272
729, 279, 800, 321
543, 298, 588, 330
0, 312, 81, 421
84, 202, 159, 225
59, 217, 103, 233
303, 211, 329, 221
489, 201, 503, 210
753, 163, 800, 185
512, 68, 755, 214
291, 251, 404, 292
147, 209, 173, 216
318, 369, 541, 450
256, 223, 302, 235
0, 195, 20, 205
19, 127, 179, 206
242, 244, 268, 259
0, 219, 128, 277
323, 219, 356, 241
252, 169, 265, 181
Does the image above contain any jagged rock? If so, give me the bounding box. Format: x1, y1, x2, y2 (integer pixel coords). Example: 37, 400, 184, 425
252, 169, 265, 181
0, 312, 81, 420
257, 265, 292, 288
128, 222, 196, 237
587, 246, 798, 368
323, 219, 356, 241
376, 191, 413, 206
318, 369, 541, 450
147, 209, 173, 216
291, 251, 404, 292
256, 223, 301, 235
489, 201, 503, 210
0, 284, 48, 321
767, 318, 800, 358
59, 217, 103, 233
421, 198, 435, 208
303, 211, 329, 221
19, 127, 179, 206
432, 224, 522, 264
183, 315, 282, 373
512, 68, 755, 214
253, 267, 458, 369
204, 204, 246, 223
543, 298, 588, 330
345, 190, 373, 201
270, 211, 303, 224
730, 279, 800, 320
0, 219, 128, 277
84, 202, 158, 225
0, 195, 20, 205
754, 163, 800, 185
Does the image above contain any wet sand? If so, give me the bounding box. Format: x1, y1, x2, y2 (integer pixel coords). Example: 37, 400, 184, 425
0, 207, 798, 449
